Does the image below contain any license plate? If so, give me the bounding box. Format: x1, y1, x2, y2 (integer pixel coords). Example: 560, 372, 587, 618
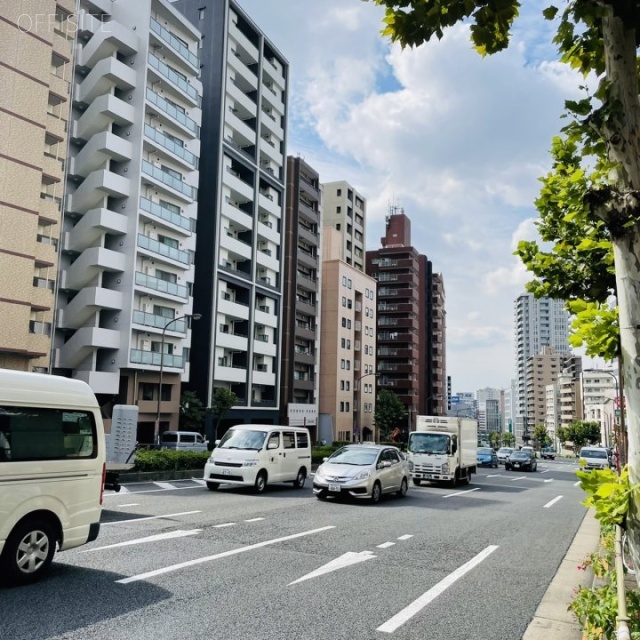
222, 469, 230, 475
514, 464, 520, 468
328, 483, 341, 492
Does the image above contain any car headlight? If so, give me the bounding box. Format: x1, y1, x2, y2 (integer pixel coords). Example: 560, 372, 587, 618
208, 455, 215, 463
242, 460, 257, 467
352, 469, 371, 481
408, 461, 414, 471
315, 466, 326, 479
441, 463, 449, 474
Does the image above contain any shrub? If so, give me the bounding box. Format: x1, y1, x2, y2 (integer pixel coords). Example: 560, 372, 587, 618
134, 449, 210, 472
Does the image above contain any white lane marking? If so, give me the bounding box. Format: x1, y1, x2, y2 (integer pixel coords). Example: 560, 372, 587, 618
540, 469, 551, 474
118, 486, 130, 494
84, 529, 202, 552
214, 522, 236, 528
377, 542, 395, 549
192, 478, 206, 486
486, 474, 502, 478
544, 479, 554, 483
544, 495, 564, 508
377, 545, 499, 633
510, 476, 527, 481
104, 485, 204, 497
289, 550, 375, 585
442, 487, 480, 499
153, 482, 176, 490
245, 517, 265, 522
574, 481, 581, 487
103, 510, 201, 525
397, 534, 414, 541
117, 525, 336, 584
117, 503, 140, 508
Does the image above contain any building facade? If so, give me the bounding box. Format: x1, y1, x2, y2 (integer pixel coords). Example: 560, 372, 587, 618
524, 346, 563, 437
0, 0, 76, 372
174, 0, 288, 434
366, 210, 446, 431
582, 369, 617, 447
280, 156, 321, 436
319, 229, 377, 442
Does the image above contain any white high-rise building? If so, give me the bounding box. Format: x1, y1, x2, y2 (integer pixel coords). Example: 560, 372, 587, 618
513, 293, 570, 441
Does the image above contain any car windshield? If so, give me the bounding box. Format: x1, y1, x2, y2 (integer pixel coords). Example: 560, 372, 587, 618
511, 451, 529, 458
498, 448, 513, 454
408, 433, 449, 454
581, 449, 608, 459
218, 429, 266, 450
478, 448, 493, 455
327, 447, 379, 466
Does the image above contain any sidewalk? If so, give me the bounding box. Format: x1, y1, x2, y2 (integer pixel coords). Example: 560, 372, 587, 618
522, 508, 600, 639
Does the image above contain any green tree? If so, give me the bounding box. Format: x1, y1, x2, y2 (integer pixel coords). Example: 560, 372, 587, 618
179, 390, 206, 433
563, 420, 602, 453
488, 431, 501, 449
374, 389, 406, 441
369, 0, 640, 579
502, 432, 515, 447
532, 424, 551, 450
208, 388, 237, 440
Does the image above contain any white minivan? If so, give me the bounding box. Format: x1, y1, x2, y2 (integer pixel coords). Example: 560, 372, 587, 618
0, 369, 105, 585
203, 425, 311, 493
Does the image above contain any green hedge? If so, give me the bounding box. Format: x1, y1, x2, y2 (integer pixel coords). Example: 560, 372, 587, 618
134, 449, 210, 472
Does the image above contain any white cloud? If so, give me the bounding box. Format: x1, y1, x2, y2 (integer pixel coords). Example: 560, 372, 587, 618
237, 0, 584, 392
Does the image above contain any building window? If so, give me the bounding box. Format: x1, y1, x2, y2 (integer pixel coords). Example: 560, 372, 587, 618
340, 401, 345, 412
342, 276, 347, 286
342, 297, 347, 307
337, 188, 342, 196
341, 359, 346, 369
340, 380, 345, 390
139, 383, 155, 401
336, 206, 341, 213
347, 279, 352, 289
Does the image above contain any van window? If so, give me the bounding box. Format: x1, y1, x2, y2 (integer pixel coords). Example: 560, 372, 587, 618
161, 432, 178, 443
296, 431, 309, 449
267, 432, 280, 449
0, 406, 97, 462
283, 432, 296, 449
181, 434, 196, 443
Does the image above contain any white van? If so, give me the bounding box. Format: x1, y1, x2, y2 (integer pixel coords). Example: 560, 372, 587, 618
579, 446, 611, 471
0, 369, 105, 585
203, 425, 311, 493
160, 430, 208, 452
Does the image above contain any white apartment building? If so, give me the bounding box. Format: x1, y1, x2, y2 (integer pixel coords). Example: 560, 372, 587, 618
55, 0, 202, 439
581, 369, 618, 446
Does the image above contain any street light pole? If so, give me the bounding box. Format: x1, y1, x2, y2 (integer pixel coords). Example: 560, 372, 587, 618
355, 371, 379, 442
154, 313, 201, 445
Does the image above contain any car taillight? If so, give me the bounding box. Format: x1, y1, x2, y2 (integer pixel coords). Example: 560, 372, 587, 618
100, 462, 106, 505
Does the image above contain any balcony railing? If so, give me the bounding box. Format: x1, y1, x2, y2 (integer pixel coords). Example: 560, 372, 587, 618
150, 18, 199, 69
132, 310, 186, 333
140, 197, 192, 232
146, 89, 198, 134
137, 234, 191, 265
144, 124, 198, 168
130, 349, 185, 368
135, 271, 188, 299
142, 160, 196, 199
148, 53, 198, 101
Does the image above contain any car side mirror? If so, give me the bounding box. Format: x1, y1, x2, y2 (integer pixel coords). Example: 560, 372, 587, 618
378, 460, 391, 469
451, 444, 458, 455
214, 439, 221, 446
322, 457, 328, 462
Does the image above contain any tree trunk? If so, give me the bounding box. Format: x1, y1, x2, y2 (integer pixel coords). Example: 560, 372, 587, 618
600, 11, 640, 586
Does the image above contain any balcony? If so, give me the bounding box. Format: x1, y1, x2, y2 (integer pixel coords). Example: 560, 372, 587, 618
59, 286, 123, 329
217, 331, 248, 351
132, 310, 186, 334
61, 247, 126, 291
218, 297, 250, 321
215, 364, 247, 384
76, 57, 136, 105
58, 327, 120, 369
224, 167, 254, 201
253, 336, 277, 357
68, 169, 130, 214
221, 234, 252, 261
143, 124, 198, 170
130, 349, 185, 369
150, 17, 199, 71
146, 89, 198, 138
222, 198, 253, 231
139, 197, 192, 234
69, 131, 132, 178
73, 94, 134, 141
254, 307, 277, 328
46, 112, 67, 139
148, 53, 198, 106
141, 160, 196, 202
78, 20, 138, 69
228, 24, 259, 67
227, 77, 257, 116
258, 190, 280, 216
137, 234, 191, 266
263, 56, 286, 90
135, 271, 188, 300
252, 370, 276, 386
72, 370, 119, 394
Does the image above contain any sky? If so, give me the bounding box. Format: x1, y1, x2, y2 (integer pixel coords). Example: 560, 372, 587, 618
234, 0, 592, 393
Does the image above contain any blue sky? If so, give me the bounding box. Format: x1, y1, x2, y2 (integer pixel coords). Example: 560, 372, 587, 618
235, 0, 592, 392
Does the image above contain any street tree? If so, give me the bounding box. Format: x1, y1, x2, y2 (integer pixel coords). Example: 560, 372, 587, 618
502, 432, 515, 447
488, 431, 501, 449
563, 420, 602, 452
369, 0, 640, 578
532, 424, 551, 450
208, 388, 237, 440
179, 390, 206, 433
374, 389, 406, 441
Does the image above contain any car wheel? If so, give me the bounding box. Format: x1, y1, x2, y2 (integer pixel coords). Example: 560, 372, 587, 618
316, 492, 328, 501
412, 479, 422, 487
206, 481, 219, 491
505, 465, 511, 471
370, 481, 382, 505
254, 471, 268, 494
396, 477, 408, 498
1, 518, 57, 586
293, 468, 306, 489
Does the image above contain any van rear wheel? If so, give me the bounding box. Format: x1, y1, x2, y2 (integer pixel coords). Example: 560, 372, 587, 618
293, 468, 306, 489
1, 518, 56, 586
254, 471, 268, 494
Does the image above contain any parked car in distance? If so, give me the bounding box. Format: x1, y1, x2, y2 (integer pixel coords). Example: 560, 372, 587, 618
496, 447, 514, 464
578, 446, 610, 471
313, 444, 409, 504
505, 450, 537, 472
160, 431, 208, 452
541, 446, 556, 460
476, 447, 498, 468
520, 445, 536, 458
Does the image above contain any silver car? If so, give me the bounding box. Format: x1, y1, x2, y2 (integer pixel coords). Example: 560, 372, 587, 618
496, 447, 514, 464
312, 444, 410, 504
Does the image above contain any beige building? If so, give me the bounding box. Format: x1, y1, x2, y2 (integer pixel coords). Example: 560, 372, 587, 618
525, 346, 563, 432
319, 229, 377, 442
0, 0, 75, 371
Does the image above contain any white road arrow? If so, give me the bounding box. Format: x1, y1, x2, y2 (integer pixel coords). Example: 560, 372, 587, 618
288, 550, 376, 585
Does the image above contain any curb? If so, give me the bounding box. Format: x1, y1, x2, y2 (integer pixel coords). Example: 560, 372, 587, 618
118, 468, 205, 483
522, 509, 600, 640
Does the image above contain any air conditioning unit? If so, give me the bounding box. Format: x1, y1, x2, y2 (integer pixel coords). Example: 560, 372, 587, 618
259, 305, 269, 313
223, 292, 232, 301
142, 303, 153, 313
220, 324, 229, 333
142, 340, 151, 350
218, 357, 227, 367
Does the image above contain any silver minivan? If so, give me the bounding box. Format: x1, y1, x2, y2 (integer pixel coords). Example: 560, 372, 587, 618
160, 431, 208, 452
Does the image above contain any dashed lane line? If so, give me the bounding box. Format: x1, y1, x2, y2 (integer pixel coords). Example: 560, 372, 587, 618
102, 510, 202, 525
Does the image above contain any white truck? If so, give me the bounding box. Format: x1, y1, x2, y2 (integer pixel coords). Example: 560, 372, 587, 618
406, 415, 478, 487
104, 404, 139, 492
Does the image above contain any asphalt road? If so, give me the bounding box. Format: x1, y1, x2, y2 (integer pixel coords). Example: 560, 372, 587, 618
0, 458, 587, 640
